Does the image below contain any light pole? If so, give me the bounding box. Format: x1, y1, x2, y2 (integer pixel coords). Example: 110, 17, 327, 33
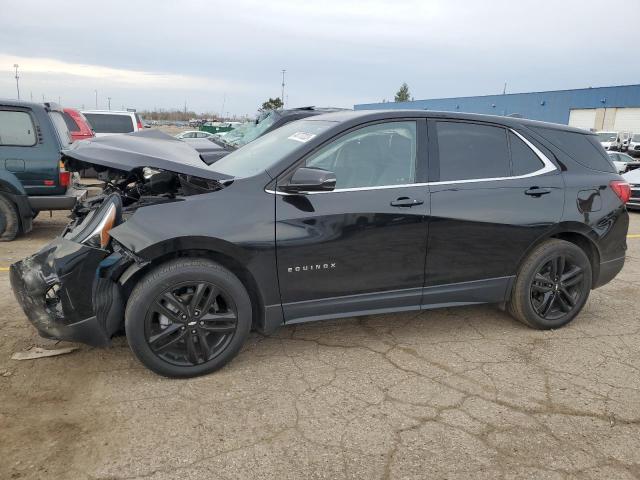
94, 90, 98, 108
107, 97, 111, 110
13, 64, 20, 100
281, 69, 286, 107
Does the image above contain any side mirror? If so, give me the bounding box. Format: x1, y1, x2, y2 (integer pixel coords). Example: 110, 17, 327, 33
281, 167, 336, 193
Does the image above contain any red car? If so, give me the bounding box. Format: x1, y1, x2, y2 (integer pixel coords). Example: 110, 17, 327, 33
62, 108, 94, 142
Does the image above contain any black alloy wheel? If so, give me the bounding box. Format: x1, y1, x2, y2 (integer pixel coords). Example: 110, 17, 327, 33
145, 281, 238, 366
508, 239, 592, 329
125, 259, 252, 377
530, 255, 584, 320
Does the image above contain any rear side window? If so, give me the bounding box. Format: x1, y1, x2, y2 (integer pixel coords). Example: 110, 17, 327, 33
509, 132, 543, 175
48, 111, 72, 147
0, 111, 37, 146
84, 113, 134, 133
63, 112, 80, 132
436, 121, 510, 181
533, 127, 616, 173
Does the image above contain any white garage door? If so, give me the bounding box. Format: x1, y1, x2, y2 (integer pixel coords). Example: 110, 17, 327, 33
613, 108, 640, 133
568, 109, 596, 130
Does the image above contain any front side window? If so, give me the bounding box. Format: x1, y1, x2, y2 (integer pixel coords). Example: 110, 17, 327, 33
304, 121, 417, 189
436, 121, 510, 181
83, 113, 134, 134
0, 111, 37, 146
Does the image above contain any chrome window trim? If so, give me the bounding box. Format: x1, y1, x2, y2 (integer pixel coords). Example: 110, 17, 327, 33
267, 128, 557, 196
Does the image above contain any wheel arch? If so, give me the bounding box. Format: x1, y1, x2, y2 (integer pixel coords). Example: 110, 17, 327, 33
118, 237, 268, 333
514, 223, 601, 289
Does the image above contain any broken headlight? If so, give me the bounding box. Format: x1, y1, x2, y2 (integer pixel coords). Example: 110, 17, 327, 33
65, 193, 123, 249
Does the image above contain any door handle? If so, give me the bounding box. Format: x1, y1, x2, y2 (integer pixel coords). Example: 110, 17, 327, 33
390, 197, 424, 207
524, 187, 552, 197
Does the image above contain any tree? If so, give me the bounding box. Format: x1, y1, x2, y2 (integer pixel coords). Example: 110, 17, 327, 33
260, 97, 284, 112
394, 83, 411, 102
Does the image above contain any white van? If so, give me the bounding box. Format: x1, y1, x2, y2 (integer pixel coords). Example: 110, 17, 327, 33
81, 110, 143, 137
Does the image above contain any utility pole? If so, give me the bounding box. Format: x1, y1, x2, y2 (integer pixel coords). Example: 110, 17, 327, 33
13, 64, 20, 100
281, 69, 286, 107
30, 92, 33, 102
107, 97, 111, 110
58, 96, 61, 105
503, 82, 507, 95
94, 90, 98, 108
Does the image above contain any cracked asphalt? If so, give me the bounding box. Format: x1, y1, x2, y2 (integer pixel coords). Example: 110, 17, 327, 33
1, 211, 639, 480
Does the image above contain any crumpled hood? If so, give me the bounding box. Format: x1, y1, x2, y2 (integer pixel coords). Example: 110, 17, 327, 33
62, 129, 231, 180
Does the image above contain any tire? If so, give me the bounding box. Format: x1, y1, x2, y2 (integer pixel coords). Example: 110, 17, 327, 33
0, 194, 20, 242
508, 239, 592, 330
125, 258, 252, 378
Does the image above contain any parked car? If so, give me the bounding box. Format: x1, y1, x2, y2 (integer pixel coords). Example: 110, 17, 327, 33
175, 130, 216, 139
10, 110, 629, 377
628, 133, 640, 157
0, 100, 86, 240
596, 131, 621, 151
608, 151, 640, 173
622, 168, 640, 210
81, 110, 144, 137
619, 131, 632, 151
62, 108, 94, 142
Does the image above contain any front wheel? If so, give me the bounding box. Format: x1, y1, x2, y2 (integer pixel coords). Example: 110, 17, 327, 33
508, 239, 592, 329
125, 258, 252, 378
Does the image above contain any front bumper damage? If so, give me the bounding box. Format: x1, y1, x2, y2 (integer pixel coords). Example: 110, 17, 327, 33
10, 238, 132, 347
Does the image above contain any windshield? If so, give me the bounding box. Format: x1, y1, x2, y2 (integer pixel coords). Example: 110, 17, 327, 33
229, 111, 280, 148
597, 132, 617, 142
209, 119, 335, 178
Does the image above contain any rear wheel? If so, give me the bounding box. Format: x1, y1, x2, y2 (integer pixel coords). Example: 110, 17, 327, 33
508, 239, 592, 329
125, 258, 252, 377
0, 194, 20, 241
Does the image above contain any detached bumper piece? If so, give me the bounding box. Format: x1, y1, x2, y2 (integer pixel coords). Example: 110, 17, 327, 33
10, 238, 112, 347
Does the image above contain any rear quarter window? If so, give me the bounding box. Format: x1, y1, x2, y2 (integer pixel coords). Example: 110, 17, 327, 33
533, 127, 616, 173
63, 112, 80, 132
0, 110, 37, 146
84, 113, 134, 133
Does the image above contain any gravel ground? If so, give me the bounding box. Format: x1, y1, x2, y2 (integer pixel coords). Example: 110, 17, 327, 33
1, 210, 639, 480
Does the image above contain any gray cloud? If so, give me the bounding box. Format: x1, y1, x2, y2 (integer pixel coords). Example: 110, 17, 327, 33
1, 0, 638, 116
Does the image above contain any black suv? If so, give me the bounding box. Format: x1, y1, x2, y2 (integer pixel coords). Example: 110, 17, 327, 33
10, 110, 629, 377
0, 100, 86, 240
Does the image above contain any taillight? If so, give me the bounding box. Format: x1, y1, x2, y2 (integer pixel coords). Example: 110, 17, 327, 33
137, 121, 143, 130
59, 161, 71, 187
610, 180, 631, 204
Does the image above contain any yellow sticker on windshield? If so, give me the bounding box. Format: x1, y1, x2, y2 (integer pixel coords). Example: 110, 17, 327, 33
288, 132, 316, 143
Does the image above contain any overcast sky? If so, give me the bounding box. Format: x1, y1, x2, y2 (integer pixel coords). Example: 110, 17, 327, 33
1, 0, 639, 117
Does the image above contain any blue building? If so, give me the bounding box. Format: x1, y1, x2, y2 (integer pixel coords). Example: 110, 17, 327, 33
354, 84, 640, 133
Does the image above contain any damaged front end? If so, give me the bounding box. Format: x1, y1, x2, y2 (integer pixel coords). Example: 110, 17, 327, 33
10, 135, 231, 347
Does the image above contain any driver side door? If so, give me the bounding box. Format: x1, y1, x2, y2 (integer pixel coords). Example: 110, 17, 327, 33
274, 119, 430, 323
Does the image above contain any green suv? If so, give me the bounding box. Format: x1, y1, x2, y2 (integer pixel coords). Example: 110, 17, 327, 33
0, 100, 86, 240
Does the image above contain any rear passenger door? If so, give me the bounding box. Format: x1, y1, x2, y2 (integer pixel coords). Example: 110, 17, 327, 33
425, 120, 563, 298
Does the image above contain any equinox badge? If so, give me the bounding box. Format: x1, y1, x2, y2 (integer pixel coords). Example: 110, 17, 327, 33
287, 262, 336, 273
